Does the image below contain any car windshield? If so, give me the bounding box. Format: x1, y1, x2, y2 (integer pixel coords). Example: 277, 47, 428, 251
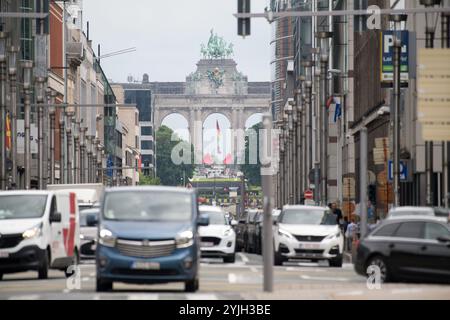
203, 211, 227, 225
103, 191, 192, 221
280, 208, 337, 225
0, 195, 48, 220
80, 209, 99, 227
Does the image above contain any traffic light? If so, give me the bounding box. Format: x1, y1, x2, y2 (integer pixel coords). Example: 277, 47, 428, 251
237, 0, 251, 37
368, 184, 377, 205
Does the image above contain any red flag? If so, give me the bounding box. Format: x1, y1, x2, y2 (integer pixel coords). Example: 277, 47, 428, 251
203, 153, 213, 165
223, 153, 232, 165
216, 120, 221, 154
326, 96, 334, 109
5, 112, 11, 151
138, 156, 142, 173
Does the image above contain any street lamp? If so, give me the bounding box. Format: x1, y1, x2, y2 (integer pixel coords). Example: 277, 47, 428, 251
21, 60, 33, 190
35, 77, 47, 189
316, 31, 333, 205
0, 32, 8, 190
8, 46, 19, 189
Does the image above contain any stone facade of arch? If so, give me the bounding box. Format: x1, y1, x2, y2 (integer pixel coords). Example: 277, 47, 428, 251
153, 59, 270, 161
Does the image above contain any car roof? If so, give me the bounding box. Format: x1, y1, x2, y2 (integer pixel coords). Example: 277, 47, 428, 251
282, 205, 329, 211
389, 206, 434, 213
105, 186, 195, 195
0, 190, 53, 196
199, 205, 224, 212
381, 215, 448, 223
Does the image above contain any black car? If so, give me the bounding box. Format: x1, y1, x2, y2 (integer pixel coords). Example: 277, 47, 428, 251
245, 210, 262, 253
355, 216, 450, 283
235, 210, 248, 251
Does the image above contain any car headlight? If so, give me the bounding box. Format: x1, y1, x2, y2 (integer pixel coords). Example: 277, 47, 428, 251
99, 228, 116, 247
176, 230, 194, 248
22, 224, 42, 239
80, 234, 85, 240
278, 228, 294, 240
325, 231, 341, 240
223, 228, 233, 237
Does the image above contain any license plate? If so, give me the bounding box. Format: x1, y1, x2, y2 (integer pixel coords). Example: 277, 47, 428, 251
201, 242, 214, 247
0, 251, 9, 258
298, 243, 320, 249
131, 261, 160, 270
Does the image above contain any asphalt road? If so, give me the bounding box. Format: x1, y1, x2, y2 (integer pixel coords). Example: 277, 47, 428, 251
1, 253, 449, 300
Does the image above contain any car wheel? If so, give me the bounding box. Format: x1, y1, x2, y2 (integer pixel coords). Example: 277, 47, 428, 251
274, 250, 285, 266
38, 250, 49, 280
329, 255, 343, 268
96, 278, 113, 292
367, 255, 390, 283
185, 277, 199, 292
65, 249, 79, 278
224, 253, 236, 263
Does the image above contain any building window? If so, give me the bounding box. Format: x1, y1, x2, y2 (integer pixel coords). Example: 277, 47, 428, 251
125, 90, 152, 122
141, 126, 152, 136
141, 140, 153, 150
20, 0, 34, 60
135, 136, 139, 149
117, 130, 122, 148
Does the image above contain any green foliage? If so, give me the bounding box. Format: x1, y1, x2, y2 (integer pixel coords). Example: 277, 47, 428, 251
241, 122, 263, 186
139, 173, 161, 186
155, 125, 194, 186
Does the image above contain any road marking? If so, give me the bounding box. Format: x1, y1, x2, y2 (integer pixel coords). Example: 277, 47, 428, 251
336, 290, 364, 296
89, 272, 96, 277
391, 288, 423, 295
62, 289, 71, 293
8, 294, 40, 300
300, 275, 350, 282
286, 267, 326, 272
250, 267, 258, 273
228, 273, 238, 284
82, 277, 90, 282
127, 294, 159, 300
186, 294, 218, 300
237, 253, 249, 263
228, 273, 262, 284
93, 295, 101, 300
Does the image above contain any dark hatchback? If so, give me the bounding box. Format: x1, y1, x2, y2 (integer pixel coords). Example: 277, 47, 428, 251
355, 216, 450, 283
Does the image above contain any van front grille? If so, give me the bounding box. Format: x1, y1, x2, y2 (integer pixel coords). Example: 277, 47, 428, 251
0, 233, 23, 249
115, 239, 176, 258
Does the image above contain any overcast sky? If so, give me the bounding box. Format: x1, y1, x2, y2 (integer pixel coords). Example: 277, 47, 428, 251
83, 0, 271, 83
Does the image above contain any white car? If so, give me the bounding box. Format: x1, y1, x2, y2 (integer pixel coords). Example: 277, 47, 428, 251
274, 205, 344, 267
199, 206, 237, 263
387, 206, 449, 222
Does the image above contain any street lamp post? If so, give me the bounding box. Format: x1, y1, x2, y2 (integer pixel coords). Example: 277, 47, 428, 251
421, 0, 442, 206
35, 77, 47, 190
80, 127, 87, 183
49, 91, 56, 185
73, 120, 80, 184
0, 32, 8, 190
8, 46, 19, 189
21, 60, 33, 190
287, 103, 294, 204
316, 31, 333, 206
390, 14, 408, 207
278, 121, 285, 207
65, 111, 74, 184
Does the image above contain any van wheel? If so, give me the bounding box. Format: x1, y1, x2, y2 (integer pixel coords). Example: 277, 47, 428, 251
185, 277, 199, 292
65, 250, 79, 278
38, 250, 49, 279
96, 278, 113, 292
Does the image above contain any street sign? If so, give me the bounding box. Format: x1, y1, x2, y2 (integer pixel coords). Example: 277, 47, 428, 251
304, 189, 314, 200
388, 160, 408, 181
381, 31, 409, 84
417, 49, 450, 141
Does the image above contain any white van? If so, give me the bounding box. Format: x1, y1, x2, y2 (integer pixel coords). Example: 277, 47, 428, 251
47, 183, 104, 211
0, 190, 80, 280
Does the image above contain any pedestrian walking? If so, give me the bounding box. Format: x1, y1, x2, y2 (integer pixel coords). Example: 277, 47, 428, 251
345, 218, 357, 251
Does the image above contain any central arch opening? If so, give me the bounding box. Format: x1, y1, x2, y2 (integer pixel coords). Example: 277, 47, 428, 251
160, 113, 189, 142
202, 113, 231, 165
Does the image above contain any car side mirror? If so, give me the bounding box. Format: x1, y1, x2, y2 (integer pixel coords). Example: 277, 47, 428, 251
231, 220, 238, 226
86, 213, 98, 227
50, 212, 62, 223
197, 214, 209, 227
437, 236, 450, 243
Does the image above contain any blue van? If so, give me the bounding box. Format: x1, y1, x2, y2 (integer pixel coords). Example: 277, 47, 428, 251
95, 186, 208, 292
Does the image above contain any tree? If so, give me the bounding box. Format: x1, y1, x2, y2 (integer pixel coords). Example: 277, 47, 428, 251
155, 125, 194, 186
139, 173, 161, 185
241, 122, 262, 186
